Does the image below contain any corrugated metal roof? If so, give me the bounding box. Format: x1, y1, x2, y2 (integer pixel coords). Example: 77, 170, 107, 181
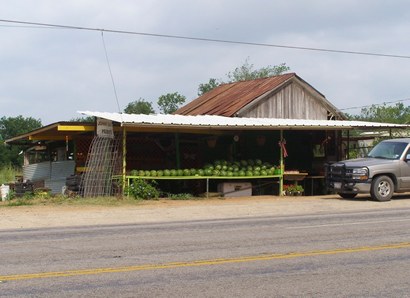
4, 122, 95, 144
78, 111, 410, 130
176, 73, 296, 116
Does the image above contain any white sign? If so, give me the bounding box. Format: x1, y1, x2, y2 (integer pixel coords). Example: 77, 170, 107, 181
96, 118, 114, 139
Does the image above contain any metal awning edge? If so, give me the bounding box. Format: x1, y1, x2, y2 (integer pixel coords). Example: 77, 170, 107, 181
78, 111, 410, 130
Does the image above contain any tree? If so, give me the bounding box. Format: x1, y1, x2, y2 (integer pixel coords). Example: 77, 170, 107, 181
198, 78, 221, 96
124, 98, 155, 114
0, 116, 42, 141
197, 58, 290, 95
348, 103, 410, 124
227, 58, 290, 82
157, 92, 186, 114
70, 116, 95, 122
0, 116, 42, 167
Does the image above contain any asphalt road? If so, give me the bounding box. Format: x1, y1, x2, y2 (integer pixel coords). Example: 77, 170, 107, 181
2, 208, 410, 297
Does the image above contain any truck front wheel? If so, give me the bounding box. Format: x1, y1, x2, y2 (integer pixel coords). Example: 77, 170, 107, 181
370, 175, 394, 202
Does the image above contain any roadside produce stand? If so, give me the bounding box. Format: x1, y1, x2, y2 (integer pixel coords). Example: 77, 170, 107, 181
6, 111, 408, 197
77, 111, 409, 197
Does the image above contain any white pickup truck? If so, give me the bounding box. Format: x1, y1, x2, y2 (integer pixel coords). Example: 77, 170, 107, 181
326, 138, 410, 201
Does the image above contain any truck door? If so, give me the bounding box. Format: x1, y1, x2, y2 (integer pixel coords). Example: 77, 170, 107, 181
400, 148, 410, 189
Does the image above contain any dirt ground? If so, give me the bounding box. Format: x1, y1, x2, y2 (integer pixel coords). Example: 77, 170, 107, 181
2, 194, 410, 230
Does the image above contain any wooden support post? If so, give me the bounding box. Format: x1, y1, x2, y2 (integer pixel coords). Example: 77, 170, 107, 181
175, 133, 181, 169
122, 126, 127, 195
279, 130, 284, 196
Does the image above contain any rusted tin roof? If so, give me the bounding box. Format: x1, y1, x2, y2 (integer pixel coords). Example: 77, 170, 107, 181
175, 73, 300, 116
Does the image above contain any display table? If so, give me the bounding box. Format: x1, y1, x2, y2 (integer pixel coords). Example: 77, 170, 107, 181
121, 174, 283, 197
283, 172, 308, 181
304, 175, 325, 195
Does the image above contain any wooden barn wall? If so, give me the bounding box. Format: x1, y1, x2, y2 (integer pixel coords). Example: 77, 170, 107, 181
240, 83, 328, 120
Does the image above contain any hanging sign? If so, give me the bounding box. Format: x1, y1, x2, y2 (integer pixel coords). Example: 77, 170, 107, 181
96, 117, 114, 139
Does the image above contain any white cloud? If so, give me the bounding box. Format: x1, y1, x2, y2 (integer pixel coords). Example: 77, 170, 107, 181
1, 0, 410, 123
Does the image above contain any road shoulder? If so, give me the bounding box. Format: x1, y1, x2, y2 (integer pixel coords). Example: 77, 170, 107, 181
2, 194, 410, 230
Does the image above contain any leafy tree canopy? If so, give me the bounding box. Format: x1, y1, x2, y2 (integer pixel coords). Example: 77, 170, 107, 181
70, 116, 95, 123
227, 59, 290, 82
0, 116, 42, 167
347, 102, 410, 124
157, 92, 186, 114
198, 78, 221, 96
197, 58, 290, 96
124, 98, 155, 114
0, 116, 42, 140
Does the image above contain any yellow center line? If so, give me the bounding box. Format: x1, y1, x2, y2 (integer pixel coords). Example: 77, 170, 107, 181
2, 241, 410, 281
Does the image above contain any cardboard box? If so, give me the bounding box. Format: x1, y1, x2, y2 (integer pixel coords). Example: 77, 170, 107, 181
217, 182, 252, 197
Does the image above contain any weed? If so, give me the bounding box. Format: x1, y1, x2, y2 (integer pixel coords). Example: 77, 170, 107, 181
0, 164, 21, 184
168, 193, 193, 200
126, 178, 160, 200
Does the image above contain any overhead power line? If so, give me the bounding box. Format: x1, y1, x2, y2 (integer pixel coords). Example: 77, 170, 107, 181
100, 32, 122, 116
1, 19, 410, 59
340, 98, 410, 111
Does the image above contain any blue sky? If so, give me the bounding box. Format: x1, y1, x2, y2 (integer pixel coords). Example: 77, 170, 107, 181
1, 0, 410, 124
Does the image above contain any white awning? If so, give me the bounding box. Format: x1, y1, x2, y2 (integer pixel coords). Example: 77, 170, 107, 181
78, 111, 409, 130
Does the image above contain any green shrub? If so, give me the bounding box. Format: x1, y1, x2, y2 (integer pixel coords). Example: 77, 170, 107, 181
127, 179, 160, 200
168, 193, 193, 200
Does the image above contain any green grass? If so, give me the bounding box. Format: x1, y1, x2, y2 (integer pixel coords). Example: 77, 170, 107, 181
0, 194, 156, 208
0, 165, 21, 184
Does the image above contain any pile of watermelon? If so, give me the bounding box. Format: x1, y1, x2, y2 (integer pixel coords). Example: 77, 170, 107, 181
130, 159, 281, 177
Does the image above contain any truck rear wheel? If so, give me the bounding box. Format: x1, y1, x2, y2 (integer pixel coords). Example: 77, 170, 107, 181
370, 175, 394, 202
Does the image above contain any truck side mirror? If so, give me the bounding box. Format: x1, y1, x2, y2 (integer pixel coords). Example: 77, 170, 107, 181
406, 154, 410, 161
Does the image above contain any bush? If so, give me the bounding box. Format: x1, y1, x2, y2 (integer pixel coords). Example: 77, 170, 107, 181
168, 193, 193, 200
127, 179, 160, 200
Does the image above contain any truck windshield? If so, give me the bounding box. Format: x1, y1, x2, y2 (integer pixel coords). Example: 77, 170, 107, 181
367, 141, 407, 160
